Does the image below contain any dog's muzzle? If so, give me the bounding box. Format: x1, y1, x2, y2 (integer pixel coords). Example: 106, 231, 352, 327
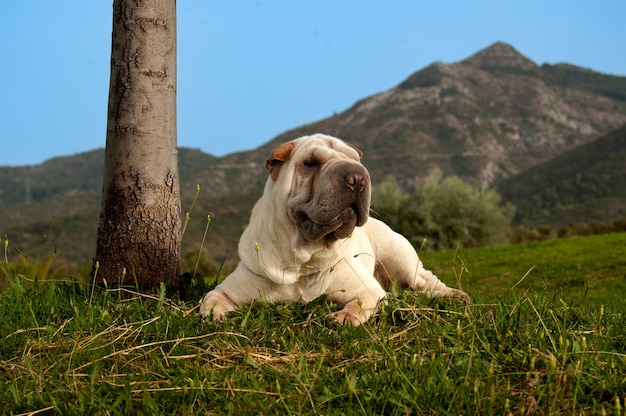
294, 162, 370, 242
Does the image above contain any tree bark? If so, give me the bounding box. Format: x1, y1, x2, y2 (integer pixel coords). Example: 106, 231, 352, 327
91, 0, 181, 291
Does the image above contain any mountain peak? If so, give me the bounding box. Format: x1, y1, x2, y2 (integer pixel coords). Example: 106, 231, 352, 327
462, 42, 538, 73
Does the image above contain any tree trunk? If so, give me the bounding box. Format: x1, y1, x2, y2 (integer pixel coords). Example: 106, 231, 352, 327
91, 0, 181, 291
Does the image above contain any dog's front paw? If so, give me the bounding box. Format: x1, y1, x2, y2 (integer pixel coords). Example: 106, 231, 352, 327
329, 300, 376, 326
331, 310, 364, 326
439, 288, 471, 305
199, 291, 236, 321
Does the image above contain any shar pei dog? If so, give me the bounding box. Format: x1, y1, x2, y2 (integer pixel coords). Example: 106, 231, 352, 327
200, 134, 470, 325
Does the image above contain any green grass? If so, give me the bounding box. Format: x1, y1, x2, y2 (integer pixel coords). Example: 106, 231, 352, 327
1, 234, 625, 415
422, 232, 626, 305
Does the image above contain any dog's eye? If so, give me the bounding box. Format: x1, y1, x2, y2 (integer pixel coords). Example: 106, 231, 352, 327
303, 159, 320, 168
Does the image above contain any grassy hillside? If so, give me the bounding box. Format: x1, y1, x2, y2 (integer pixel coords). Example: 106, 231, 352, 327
1, 233, 625, 414
497, 123, 626, 226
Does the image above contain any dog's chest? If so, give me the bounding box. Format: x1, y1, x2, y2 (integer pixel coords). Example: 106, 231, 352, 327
287, 242, 363, 303
288, 251, 335, 303
295, 265, 332, 303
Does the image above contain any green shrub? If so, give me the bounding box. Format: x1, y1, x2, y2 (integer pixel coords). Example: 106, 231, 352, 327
372, 175, 515, 250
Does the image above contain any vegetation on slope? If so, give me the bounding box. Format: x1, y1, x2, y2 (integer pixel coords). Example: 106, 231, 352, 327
542, 63, 626, 103
372, 175, 514, 251
497, 123, 626, 226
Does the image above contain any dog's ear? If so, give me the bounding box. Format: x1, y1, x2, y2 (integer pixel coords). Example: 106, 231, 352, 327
346, 142, 363, 159
266, 141, 296, 180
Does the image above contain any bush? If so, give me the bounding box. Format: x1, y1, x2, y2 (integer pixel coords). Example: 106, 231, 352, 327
372, 175, 515, 250
511, 218, 626, 244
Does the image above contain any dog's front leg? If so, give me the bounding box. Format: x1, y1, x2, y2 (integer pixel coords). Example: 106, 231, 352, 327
199, 262, 277, 321
327, 272, 387, 326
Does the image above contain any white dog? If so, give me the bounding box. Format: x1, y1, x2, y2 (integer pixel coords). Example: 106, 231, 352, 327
200, 134, 470, 325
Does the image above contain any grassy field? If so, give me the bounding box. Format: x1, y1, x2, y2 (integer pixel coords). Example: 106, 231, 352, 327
1, 233, 625, 415
422, 232, 626, 305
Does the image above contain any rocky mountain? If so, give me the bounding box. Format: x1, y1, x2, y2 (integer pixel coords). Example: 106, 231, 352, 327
187, 42, 626, 197
2, 41, 626, 265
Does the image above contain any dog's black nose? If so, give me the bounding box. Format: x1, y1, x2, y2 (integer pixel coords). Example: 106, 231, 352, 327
344, 172, 367, 193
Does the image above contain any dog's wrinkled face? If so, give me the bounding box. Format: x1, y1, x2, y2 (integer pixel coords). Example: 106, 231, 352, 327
265, 135, 371, 243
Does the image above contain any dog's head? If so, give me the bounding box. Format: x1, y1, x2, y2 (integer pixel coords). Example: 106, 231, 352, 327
265, 134, 370, 243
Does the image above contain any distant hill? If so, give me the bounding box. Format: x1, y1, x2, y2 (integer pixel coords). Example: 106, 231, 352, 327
497, 123, 626, 226
0, 148, 217, 209
0, 148, 220, 265
2, 41, 626, 265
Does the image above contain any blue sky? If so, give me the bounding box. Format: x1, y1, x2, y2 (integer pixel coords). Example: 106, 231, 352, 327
1, 1, 625, 166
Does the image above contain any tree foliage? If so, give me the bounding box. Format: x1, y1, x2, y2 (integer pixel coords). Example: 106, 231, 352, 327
372, 175, 515, 250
